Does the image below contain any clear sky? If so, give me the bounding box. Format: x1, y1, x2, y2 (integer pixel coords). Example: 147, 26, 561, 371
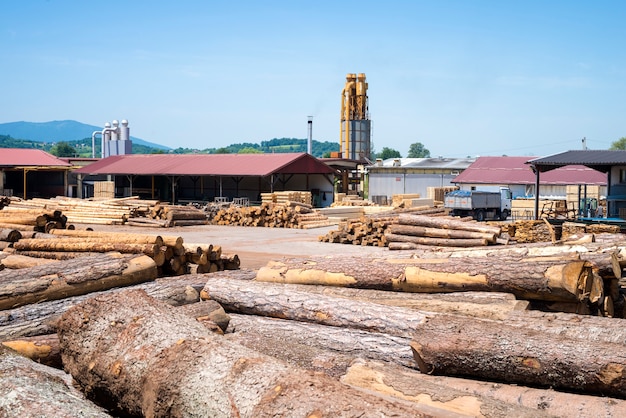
2, 1, 626, 157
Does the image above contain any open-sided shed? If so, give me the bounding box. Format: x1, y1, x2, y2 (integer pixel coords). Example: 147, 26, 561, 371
527, 150, 626, 219
73, 153, 338, 206
0, 148, 71, 198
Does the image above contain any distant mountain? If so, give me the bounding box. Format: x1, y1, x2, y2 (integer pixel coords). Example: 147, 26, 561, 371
0, 120, 170, 150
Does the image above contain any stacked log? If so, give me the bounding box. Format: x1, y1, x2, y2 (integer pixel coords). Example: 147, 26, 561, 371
385, 213, 507, 248
127, 203, 209, 227
318, 215, 397, 246
212, 201, 331, 229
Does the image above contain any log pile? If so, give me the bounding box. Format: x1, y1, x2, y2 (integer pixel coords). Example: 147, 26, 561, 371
261, 190, 312, 205
127, 203, 208, 227
561, 221, 621, 240
212, 201, 332, 229
1, 227, 239, 277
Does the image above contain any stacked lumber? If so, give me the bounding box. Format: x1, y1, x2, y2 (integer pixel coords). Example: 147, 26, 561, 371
511, 219, 557, 243
332, 193, 374, 206
212, 201, 331, 229
261, 190, 312, 205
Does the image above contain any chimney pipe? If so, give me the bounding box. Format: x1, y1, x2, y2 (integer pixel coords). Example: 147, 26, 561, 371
307, 116, 313, 154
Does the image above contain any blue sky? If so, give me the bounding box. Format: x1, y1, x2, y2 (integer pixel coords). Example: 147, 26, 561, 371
2, 1, 626, 157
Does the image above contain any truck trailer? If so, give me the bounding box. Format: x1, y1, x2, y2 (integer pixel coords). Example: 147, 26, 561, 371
444, 188, 512, 221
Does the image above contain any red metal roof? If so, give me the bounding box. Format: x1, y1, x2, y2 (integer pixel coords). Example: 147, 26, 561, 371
73, 153, 337, 176
0, 148, 71, 167
453, 156, 606, 185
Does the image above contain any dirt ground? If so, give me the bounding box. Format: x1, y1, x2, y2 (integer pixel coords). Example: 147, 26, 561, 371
75, 223, 390, 270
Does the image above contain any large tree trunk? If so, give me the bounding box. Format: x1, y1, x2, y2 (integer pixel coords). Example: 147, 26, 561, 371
201, 277, 429, 338
57, 289, 443, 418
0, 253, 157, 310
13, 238, 161, 255
410, 314, 626, 399
342, 359, 626, 418
225, 313, 416, 375
255, 253, 593, 302
385, 232, 491, 247
0, 346, 112, 417
0, 253, 57, 269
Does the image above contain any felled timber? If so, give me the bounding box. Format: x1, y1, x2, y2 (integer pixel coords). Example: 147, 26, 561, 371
0, 270, 256, 340
410, 314, 626, 399
0, 253, 157, 310
0, 228, 22, 242
255, 254, 594, 303
2, 333, 61, 368
388, 223, 498, 242
13, 238, 161, 256
57, 289, 442, 417
385, 232, 490, 247
0, 346, 112, 417
342, 359, 626, 418
398, 213, 502, 235
0, 253, 57, 269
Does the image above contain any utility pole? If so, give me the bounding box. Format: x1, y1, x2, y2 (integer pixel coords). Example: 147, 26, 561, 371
582, 137, 587, 150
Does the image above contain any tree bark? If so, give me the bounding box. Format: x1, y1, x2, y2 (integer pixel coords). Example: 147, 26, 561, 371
0, 253, 57, 269
0, 346, 112, 417
2, 333, 62, 368
13, 238, 161, 255
0, 269, 254, 340
342, 358, 626, 418
0, 253, 157, 310
388, 223, 498, 242
57, 289, 442, 418
255, 254, 593, 302
398, 213, 503, 235
201, 276, 429, 338
385, 232, 491, 247
225, 313, 416, 375
410, 314, 626, 398
0, 228, 22, 242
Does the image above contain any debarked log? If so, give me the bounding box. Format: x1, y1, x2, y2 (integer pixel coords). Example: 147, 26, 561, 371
410, 314, 626, 399
255, 254, 594, 302
57, 289, 443, 418
0, 346, 112, 417
0, 253, 157, 310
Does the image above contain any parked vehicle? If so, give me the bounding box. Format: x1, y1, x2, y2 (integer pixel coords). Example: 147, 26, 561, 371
444, 188, 512, 221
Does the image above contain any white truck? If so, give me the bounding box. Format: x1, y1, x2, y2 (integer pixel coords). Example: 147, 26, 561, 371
444, 188, 512, 221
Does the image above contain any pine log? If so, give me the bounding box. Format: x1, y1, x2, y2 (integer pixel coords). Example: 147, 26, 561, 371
342, 359, 626, 418
2, 333, 61, 368
0, 346, 112, 417
268, 284, 529, 320
201, 276, 429, 338
0, 228, 22, 242
255, 254, 594, 302
0, 253, 157, 310
0, 253, 57, 269
388, 223, 498, 242
12, 238, 161, 256
0, 270, 255, 340
225, 313, 417, 374
398, 213, 502, 235
385, 232, 490, 247
57, 289, 443, 418
410, 314, 626, 399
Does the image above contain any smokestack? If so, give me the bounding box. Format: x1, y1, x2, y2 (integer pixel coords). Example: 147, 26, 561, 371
307, 116, 313, 154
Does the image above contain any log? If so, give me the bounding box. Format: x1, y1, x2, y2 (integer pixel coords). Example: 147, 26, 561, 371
410, 314, 626, 398
57, 289, 444, 417
388, 223, 498, 242
0, 253, 57, 269
0, 270, 256, 340
2, 333, 61, 368
0, 228, 22, 242
201, 276, 429, 338
12, 238, 161, 256
342, 359, 626, 418
385, 232, 490, 247
0, 346, 112, 417
0, 253, 157, 310
255, 254, 594, 302
270, 284, 529, 320
226, 313, 416, 374
398, 213, 502, 235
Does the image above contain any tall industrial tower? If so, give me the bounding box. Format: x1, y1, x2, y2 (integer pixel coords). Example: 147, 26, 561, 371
340, 73, 371, 161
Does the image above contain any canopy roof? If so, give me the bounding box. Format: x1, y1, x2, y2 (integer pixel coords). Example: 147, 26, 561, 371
454, 156, 606, 185
73, 153, 337, 176
527, 150, 626, 173
0, 148, 71, 168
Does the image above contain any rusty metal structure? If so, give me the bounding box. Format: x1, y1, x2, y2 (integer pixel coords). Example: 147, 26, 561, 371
340, 73, 371, 161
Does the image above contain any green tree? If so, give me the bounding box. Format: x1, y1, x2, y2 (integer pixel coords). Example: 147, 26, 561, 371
238, 147, 263, 154
407, 142, 431, 158
49, 141, 76, 157
377, 147, 402, 160
213, 147, 231, 154
610, 137, 626, 150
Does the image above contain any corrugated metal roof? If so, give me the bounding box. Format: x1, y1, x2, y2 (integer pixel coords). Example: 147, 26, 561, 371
452, 156, 606, 185
73, 153, 337, 176
527, 150, 626, 173
371, 157, 476, 170
0, 148, 71, 167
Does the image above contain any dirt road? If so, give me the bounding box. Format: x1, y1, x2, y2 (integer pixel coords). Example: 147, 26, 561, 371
76, 223, 390, 270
